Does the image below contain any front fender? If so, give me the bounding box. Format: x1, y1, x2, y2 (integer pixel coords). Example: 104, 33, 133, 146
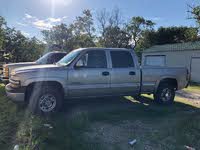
23, 77, 66, 90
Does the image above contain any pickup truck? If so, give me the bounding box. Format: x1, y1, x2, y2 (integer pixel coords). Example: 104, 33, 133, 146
5, 48, 189, 114
2, 51, 67, 83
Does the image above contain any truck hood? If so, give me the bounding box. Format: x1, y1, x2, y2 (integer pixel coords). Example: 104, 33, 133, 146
14, 64, 62, 74
5, 62, 37, 68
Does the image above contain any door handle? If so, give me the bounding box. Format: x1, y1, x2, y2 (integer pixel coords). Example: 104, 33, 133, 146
129, 71, 136, 75
102, 71, 110, 76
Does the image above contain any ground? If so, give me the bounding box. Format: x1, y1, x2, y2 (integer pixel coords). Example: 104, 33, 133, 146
0, 84, 199, 150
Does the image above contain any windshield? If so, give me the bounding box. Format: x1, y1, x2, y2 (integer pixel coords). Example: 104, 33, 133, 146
36, 53, 51, 64
57, 49, 81, 66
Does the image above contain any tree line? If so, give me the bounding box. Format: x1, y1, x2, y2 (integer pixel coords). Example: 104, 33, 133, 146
0, 16, 45, 63
0, 5, 200, 63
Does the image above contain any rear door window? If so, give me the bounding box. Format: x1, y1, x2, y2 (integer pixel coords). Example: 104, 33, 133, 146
110, 51, 134, 68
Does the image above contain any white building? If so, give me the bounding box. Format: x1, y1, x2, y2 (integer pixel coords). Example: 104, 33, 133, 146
142, 41, 200, 83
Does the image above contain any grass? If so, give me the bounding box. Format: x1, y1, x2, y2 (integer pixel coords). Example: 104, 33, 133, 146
0, 84, 24, 150
0, 84, 200, 150
184, 83, 200, 94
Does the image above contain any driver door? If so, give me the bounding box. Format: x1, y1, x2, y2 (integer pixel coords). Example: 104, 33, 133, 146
68, 50, 110, 97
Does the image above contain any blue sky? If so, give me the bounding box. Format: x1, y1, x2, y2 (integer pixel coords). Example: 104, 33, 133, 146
0, 0, 199, 40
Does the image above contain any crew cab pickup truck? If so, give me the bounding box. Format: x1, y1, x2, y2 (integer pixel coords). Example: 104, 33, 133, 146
2, 51, 67, 83
6, 48, 189, 114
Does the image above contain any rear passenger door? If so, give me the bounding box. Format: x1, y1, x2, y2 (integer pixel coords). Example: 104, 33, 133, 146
109, 50, 140, 96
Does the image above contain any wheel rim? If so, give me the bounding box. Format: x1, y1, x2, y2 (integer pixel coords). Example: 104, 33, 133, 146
39, 94, 57, 112
161, 88, 172, 102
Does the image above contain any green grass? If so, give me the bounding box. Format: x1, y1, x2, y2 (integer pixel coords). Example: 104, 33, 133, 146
184, 83, 200, 94
184, 85, 200, 93
0, 84, 200, 150
0, 84, 23, 150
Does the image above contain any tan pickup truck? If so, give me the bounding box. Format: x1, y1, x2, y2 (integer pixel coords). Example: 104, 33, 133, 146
6, 48, 189, 114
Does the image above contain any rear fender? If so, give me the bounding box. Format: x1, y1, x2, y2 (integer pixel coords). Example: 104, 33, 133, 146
154, 76, 178, 93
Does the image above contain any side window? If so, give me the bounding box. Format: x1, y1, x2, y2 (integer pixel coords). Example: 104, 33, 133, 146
144, 55, 166, 66
53, 53, 66, 62
48, 53, 66, 64
76, 50, 107, 68
110, 51, 134, 68
46, 54, 53, 64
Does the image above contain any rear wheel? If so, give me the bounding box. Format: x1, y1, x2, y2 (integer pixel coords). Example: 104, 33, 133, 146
154, 83, 175, 104
28, 86, 63, 114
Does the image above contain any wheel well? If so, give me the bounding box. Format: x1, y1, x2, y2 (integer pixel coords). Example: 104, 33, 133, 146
159, 78, 178, 90
25, 81, 64, 102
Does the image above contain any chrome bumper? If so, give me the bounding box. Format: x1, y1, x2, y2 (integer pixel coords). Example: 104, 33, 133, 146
5, 84, 25, 102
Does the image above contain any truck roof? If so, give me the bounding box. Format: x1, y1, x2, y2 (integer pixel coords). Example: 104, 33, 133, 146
49, 51, 67, 54
77, 47, 132, 51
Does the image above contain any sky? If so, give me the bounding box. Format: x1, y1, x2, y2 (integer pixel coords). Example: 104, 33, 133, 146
0, 0, 199, 40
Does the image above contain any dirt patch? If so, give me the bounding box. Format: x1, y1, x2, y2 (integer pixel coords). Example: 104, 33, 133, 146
84, 120, 168, 150
176, 90, 200, 101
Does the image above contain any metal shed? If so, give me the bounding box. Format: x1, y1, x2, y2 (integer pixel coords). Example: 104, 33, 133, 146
142, 41, 200, 83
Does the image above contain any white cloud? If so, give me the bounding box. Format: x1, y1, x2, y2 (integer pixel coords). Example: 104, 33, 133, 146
62, 0, 72, 6
152, 17, 162, 21
53, 0, 72, 6
22, 14, 67, 30
47, 17, 62, 23
21, 31, 30, 37
62, 16, 67, 19
17, 22, 27, 27
148, 17, 163, 21
33, 20, 53, 30
25, 13, 34, 19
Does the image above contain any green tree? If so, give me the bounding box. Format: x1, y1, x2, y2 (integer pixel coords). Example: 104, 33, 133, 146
96, 7, 123, 47
0, 16, 6, 50
42, 9, 96, 51
153, 26, 198, 45
126, 16, 155, 48
188, 5, 200, 27
0, 16, 45, 63
136, 26, 199, 52
71, 9, 96, 47
42, 23, 74, 51
103, 26, 130, 48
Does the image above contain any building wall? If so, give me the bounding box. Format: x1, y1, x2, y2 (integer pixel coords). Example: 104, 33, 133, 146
142, 50, 200, 83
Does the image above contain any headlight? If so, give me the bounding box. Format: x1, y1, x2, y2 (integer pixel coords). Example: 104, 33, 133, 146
11, 70, 16, 76
3, 66, 9, 77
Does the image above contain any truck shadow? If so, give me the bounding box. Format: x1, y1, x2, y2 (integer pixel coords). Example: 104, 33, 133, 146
61, 95, 200, 118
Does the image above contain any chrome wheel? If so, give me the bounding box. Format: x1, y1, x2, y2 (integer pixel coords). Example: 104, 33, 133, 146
161, 88, 172, 102
39, 94, 57, 112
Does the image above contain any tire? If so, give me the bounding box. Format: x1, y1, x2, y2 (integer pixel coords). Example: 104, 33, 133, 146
28, 86, 63, 115
154, 83, 175, 105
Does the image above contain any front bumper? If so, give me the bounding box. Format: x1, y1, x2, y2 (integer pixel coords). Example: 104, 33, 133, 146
6, 84, 25, 102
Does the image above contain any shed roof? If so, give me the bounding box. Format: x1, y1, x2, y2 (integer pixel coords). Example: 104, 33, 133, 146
143, 41, 200, 53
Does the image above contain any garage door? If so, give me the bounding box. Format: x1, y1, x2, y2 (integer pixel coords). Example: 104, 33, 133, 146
191, 57, 200, 83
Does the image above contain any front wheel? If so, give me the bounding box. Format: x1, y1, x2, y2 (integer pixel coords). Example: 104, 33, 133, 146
154, 83, 175, 104
28, 86, 63, 114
